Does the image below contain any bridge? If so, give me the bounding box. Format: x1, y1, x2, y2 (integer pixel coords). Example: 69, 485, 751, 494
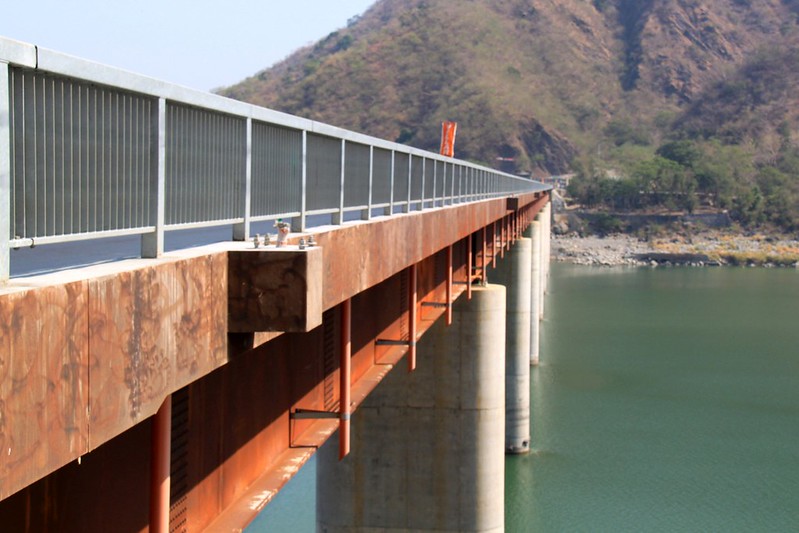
0, 36, 551, 532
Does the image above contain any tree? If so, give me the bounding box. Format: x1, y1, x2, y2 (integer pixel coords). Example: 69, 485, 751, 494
656, 140, 700, 168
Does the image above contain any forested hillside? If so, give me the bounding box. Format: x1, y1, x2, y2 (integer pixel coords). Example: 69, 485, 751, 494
221, 0, 799, 231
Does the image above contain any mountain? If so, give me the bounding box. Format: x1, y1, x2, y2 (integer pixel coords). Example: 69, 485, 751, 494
219, 0, 799, 227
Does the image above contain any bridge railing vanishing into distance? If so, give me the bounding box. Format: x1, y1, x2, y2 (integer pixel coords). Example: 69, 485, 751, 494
0, 36, 547, 282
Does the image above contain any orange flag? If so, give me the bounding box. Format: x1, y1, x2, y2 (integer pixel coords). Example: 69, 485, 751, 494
440, 121, 457, 157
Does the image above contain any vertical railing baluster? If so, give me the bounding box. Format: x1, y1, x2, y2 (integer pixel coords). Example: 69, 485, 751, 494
233, 117, 252, 241
334, 138, 345, 225
142, 97, 165, 258
1, 63, 10, 283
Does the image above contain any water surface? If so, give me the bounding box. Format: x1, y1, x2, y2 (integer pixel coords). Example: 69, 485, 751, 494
507, 264, 799, 532
252, 264, 799, 532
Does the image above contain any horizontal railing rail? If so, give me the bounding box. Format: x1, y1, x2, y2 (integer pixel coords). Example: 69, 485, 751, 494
0, 36, 549, 281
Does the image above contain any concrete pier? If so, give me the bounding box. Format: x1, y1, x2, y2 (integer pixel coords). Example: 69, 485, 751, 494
540, 201, 551, 299
317, 285, 507, 532
495, 238, 532, 454
528, 219, 542, 365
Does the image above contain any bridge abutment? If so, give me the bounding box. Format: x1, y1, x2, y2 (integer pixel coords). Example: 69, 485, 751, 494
317, 284, 506, 532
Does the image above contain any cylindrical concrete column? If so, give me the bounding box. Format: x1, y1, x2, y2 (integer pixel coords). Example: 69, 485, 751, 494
541, 201, 551, 297
529, 220, 542, 366
494, 238, 532, 454
535, 207, 548, 320
317, 285, 506, 533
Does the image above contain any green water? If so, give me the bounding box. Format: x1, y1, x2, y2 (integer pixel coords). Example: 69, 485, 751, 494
252, 264, 799, 532
507, 264, 799, 532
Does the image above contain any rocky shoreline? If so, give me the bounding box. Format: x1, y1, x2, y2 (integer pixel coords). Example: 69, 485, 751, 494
552, 233, 799, 268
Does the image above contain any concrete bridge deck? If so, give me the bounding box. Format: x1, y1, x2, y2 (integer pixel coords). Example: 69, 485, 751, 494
0, 191, 550, 531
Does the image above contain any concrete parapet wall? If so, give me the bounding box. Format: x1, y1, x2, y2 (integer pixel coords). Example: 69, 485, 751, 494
0, 247, 229, 501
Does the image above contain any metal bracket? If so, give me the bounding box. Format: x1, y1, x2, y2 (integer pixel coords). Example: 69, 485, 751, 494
290, 409, 341, 420
422, 302, 449, 308
376, 339, 416, 346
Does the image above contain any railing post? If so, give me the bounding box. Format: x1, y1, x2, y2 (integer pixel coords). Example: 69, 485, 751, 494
385, 150, 394, 216
292, 130, 308, 233
362, 145, 373, 220
1, 62, 10, 283
233, 117, 252, 241
142, 97, 166, 258
334, 138, 345, 225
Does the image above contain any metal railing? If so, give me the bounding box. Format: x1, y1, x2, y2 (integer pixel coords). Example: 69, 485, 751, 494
0, 36, 549, 281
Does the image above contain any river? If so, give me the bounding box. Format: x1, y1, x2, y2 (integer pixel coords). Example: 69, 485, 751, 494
250, 263, 799, 532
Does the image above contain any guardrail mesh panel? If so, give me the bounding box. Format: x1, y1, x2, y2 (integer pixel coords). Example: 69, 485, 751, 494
306, 133, 341, 212
165, 103, 246, 225
371, 148, 392, 205
392, 152, 409, 202
423, 158, 434, 200
435, 160, 445, 200
410, 155, 423, 204
344, 142, 370, 208
251, 122, 302, 218
9, 67, 154, 238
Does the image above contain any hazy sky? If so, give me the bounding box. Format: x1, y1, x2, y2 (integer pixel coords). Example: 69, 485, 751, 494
1, 0, 376, 91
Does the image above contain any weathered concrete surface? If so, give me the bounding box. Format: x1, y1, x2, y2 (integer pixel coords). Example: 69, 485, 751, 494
314, 192, 544, 311
0, 193, 547, 507
0, 279, 90, 502
88, 252, 229, 449
0, 247, 230, 501
317, 285, 506, 532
